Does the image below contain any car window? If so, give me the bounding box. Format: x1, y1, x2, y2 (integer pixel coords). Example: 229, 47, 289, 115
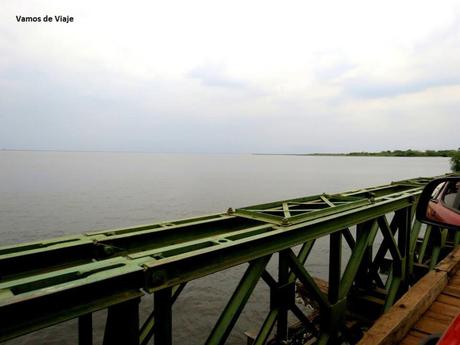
441, 181, 460, 211
432, 182, 445, 199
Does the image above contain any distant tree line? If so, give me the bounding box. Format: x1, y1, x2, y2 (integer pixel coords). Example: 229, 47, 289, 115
305, 149, 460, 172
344, 149, 460, 172
346, 149, 458, 157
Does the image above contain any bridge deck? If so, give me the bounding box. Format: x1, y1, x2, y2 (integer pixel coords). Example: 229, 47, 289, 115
358, 245, 460, 345
401, 270, 460, 345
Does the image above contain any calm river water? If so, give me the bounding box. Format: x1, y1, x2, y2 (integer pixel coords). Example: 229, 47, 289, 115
0, 151, 450, 345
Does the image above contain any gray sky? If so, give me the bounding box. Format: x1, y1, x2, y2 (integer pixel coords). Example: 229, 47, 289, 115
1, 0, 460, 153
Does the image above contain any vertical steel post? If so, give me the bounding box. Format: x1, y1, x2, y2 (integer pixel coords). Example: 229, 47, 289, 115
429, 226, 442, 270
154, 287, 173, 345
418, 225, 432, 264
339, 221, 378, 299
323, 231, 343, 343
78, 313, 93, 345
408, 219, 422, 279
454, 230, 460, 246
398, 207, 411, 293
329, 232, 342, 305
355, 223, 372, 289
276, 250, 290, 341
103, 298, 140, 345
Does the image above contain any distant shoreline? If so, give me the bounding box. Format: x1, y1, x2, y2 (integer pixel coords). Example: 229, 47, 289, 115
1, 148, 456, 158
253, 150, 457, 158
252, 154, 446, 157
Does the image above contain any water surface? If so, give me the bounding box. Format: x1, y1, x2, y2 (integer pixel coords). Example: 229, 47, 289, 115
0, 151, 450, 345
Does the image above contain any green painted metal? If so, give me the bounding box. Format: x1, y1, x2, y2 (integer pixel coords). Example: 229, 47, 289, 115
399, 207, 411, 294
339, 220, 378, 299
0, 175, 456, 345
288, 239, 315, 284
383, 276, 401, 312
205, 256, 271, 345
285, 249, 330, 309
429, 227, 442, 270
408, 220, 422, 277
276, 251, 290, 341
418, 224, 432, 264
235, 194, 372, 226
342, 227, 356, 249
252, 309, 278, 345
139, 283, 185, 345
378, 216, 402, 262
455, 231, 460, 246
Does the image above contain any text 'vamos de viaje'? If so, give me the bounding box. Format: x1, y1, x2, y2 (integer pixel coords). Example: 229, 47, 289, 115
16, 15, 74, 23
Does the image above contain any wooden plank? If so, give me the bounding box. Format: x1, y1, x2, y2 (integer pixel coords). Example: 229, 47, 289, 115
448, 280, 460, 288
430, 301, 460, 318
435, 246, 460, 273
400, 330, 433, 345
400, 334, 423, 345
413, 316, 449, 334
443, 286, 460, 298
449, 274, 460, 280
407, 329, 431, 338
357, 270, 448, 345
437, 294, 460, 308
425, 310, 454, 323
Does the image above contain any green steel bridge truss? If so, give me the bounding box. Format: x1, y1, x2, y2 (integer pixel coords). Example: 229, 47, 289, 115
0, 176, 456, 345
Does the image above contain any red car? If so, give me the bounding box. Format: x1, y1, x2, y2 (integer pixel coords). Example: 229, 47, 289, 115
426, 180, 460, 227
439, 313, 460, 345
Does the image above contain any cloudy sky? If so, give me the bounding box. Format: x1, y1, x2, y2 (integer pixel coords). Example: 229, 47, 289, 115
1, 0, 459, 153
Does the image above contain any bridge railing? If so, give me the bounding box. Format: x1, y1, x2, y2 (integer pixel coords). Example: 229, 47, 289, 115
0, 176, 455, 345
